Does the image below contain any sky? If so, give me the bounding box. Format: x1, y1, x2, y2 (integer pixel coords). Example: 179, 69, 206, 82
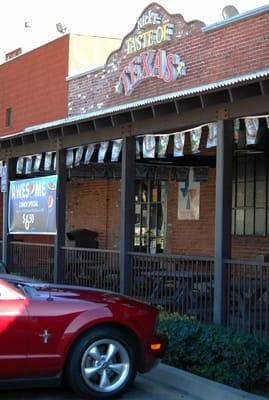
1, 0, 268, 63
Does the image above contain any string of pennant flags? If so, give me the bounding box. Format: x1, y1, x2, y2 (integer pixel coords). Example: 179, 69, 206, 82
15, 115, 269, 175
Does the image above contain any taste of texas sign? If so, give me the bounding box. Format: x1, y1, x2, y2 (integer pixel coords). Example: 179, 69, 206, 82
115, 6, 188, 96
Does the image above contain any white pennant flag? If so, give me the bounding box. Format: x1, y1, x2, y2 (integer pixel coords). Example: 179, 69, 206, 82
111, 139, 122, 162
98, 141, 109, 163
206, 123, 218, 148
174, 133, 185, 157
190, 127, 202, 154
143, 136, 156, 158
158, 135, 169, 158
245, 117, 259, 145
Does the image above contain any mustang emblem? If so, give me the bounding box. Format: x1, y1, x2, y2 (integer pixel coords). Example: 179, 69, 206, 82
39, 329, 51, 344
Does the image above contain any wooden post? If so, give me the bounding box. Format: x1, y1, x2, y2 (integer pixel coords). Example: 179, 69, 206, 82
119, 136, 136, 295
214, 119, 234, 325
54, 149, 66, 284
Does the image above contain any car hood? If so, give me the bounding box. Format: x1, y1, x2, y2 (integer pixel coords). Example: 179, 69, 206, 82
34, 283, 155, 311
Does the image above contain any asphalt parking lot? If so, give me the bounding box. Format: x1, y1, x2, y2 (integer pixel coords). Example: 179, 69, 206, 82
0, 373, 196, 400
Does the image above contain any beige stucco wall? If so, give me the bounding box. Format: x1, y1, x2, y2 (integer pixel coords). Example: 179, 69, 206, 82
68, 34, 121, 76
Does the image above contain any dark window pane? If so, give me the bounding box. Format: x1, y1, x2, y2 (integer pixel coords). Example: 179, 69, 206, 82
232, 183, 235, 208
141, 182, 148, 202
236, 182, 245, 207
255, 155, 265, 181
6, 108, 12, 127
235, 209, 244, 235
255, 181, 266, 208
246, 156, 254, 181
237, 157, 245, 182
150, 204, 157, 235
245, 208, 254, 235
230, 208, 232, 236
255, 209, 266, 236
245, 181, 254, 207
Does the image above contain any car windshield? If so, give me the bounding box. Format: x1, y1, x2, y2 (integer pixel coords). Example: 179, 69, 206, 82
0, 275, 41, 299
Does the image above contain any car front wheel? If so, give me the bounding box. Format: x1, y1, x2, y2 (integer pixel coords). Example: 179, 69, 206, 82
66, 327, 137, 399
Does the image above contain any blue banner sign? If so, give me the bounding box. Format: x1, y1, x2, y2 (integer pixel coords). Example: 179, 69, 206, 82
9, 175, 58, 234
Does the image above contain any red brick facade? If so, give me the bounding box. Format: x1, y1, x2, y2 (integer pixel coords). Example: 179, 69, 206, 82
65, 173, 269, 260
65, 4, 269, 260
68, 4, 269, 116
0, 35, 69, 137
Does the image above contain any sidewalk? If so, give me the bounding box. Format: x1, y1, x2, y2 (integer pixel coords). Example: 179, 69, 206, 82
145, 363, 267, 400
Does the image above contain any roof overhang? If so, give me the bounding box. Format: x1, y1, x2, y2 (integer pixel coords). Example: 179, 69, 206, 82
1, 69, 269, 156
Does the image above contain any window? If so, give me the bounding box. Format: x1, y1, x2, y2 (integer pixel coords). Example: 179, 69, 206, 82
232, 154, 268, 236
134, 180, 167, 253
6, 108, 12, 127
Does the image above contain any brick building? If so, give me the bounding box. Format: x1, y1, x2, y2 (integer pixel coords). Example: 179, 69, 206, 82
1, 3, 269, 332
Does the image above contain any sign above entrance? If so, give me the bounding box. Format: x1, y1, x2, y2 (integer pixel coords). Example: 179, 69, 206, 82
115, 4, 189, 96
116, 49, 186, 96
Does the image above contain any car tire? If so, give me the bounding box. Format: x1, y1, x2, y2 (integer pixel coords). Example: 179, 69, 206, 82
66, 326, 137, 399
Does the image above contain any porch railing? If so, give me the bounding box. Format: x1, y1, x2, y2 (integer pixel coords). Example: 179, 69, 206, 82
226, 259, 269, 337
5, 241, 269, 338
9, 241, 54, 282
129, 252, 214, 323
62, 247, 120, 292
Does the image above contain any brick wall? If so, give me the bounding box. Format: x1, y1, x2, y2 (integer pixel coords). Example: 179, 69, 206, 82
68, 4, 269, 116
0, 35, 69, 137
66, 179, 120, 249
64, 172, 269, 260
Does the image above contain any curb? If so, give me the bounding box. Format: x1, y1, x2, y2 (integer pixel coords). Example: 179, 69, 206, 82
146, 363, 267, 400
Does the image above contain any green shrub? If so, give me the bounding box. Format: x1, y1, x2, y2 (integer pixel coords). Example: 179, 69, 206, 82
158, 311, 269, 389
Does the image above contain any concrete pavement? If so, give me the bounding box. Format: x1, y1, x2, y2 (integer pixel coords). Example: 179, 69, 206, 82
0, 368, 199, 400
1, 363, 266, 400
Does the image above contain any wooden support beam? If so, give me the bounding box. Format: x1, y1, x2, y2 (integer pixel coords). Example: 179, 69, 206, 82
119, 136, 136, 295
214, 119, 233, 325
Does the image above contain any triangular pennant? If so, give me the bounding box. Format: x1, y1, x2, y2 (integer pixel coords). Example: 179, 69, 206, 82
173, 132, 185, 157
190, 127, 202, 154
98, 141, 109, 163
111, 139, 123, 162
245, 117, 259, 145
206, 123, 218, 148
143, 136, 156, 158
158, 135, 169, 158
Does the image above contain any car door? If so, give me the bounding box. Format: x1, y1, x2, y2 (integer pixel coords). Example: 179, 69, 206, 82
0, 279, 29, 378
26, 293, 80, 377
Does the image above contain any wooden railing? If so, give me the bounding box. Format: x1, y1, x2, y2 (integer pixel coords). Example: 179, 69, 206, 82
226, 259, 269, 337
9, 241, 54, 282
129, 252, 214, 323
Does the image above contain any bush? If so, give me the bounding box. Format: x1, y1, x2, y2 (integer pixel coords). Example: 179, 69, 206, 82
158, 311, 269, 389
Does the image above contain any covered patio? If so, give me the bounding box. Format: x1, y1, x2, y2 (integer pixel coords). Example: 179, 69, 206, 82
1, 3, 269, 337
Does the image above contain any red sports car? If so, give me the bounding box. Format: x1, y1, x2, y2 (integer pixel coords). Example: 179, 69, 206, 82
0, 274, 167, 399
